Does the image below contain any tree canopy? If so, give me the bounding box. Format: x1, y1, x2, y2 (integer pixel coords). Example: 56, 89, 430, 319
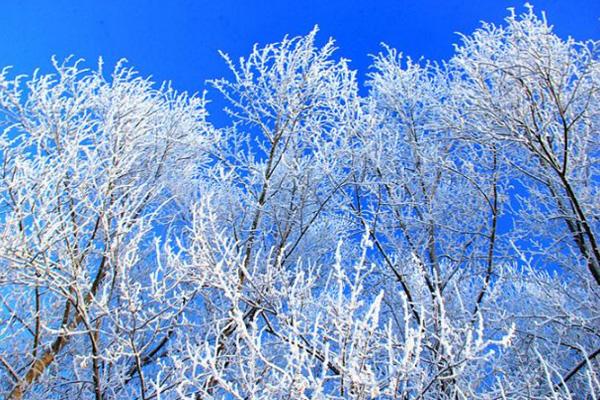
0, 7, 598, 399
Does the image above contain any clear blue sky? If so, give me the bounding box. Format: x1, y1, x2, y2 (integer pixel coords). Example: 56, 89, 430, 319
2, 0, 598, 117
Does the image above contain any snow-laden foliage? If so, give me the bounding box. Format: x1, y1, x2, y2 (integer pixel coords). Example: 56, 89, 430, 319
0, 8, 598, 400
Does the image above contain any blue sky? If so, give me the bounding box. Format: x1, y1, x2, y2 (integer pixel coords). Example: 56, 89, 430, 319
2, 0, 598, 119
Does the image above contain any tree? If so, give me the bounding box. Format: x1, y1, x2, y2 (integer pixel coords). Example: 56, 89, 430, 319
0, 58, 212, 399
450, 5, 600, 286
0, 7, 598, 399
